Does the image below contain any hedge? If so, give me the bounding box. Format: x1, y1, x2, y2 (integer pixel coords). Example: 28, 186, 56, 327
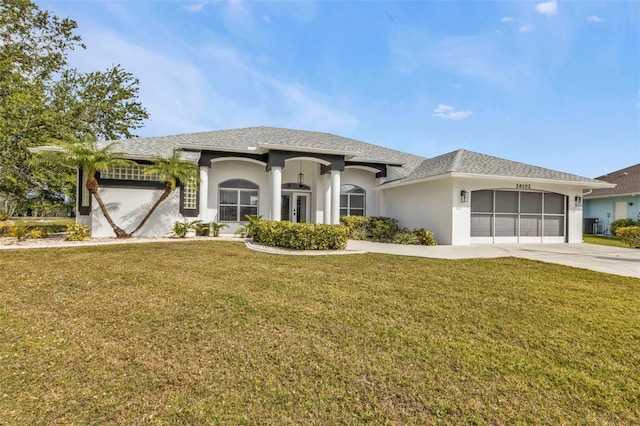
616, 226, 640, 248
253, 221, 349, 250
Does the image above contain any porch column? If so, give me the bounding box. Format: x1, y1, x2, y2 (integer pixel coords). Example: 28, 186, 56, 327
199, 166, 209, 222
330, 169, 341, 224
270, 166, 282, 221
324, 173, 332, 224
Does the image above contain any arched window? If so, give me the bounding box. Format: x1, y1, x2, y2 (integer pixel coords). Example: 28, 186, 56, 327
218, 179, 259, 222
340, 184, 365, 217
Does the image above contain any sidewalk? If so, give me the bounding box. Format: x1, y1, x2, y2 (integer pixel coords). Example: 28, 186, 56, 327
346, 241, 640, 279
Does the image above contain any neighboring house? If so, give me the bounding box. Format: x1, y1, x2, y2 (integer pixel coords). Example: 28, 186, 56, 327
583, 163, 640, 235
79, 126, 613, 245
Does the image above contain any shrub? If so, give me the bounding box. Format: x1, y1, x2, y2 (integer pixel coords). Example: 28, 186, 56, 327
65, 224, 90, 241
394, 230, 419, 245
210, 222, 228, 237
349, 227, 369, 240
173, 220, 200, 238
370, 216, 399, 242
8, 225, 30, 240
27, 228, 44, 239
0, 212, 9, 221
610, 218, 636, 236
193, 221, 210, 236
253, 221, 349, 250
341, 216, 369, 232
616, 226, 640, 248
412, 228, 438, 246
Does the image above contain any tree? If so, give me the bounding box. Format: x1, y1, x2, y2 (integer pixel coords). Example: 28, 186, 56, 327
130, 150, 200, 236
0, 0, 84, 214
0, 0, 148, 216
31, 135, 135, 238
50, 66, 149, 141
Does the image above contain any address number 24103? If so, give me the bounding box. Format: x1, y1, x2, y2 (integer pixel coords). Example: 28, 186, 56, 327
516, 183, 531, 190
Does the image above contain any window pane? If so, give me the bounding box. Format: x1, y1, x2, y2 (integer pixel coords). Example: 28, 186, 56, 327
219, 206, 237, 222
340, 194, 348, 207
350, 209, 364, 216
220, 190, 237, 205
471, 214, 492, 237
520, 215, 542, 236
340, 208, 348, 217
341, 184, 364, 194
350, 194, 365, 208
495, 191, 518, 213
240, 206, 258, 220
471, 190, 493, 213
544, 216, 564, 236
495, 214, 517, 236
544, 193, 564, 214
240, 190, 258, 205
220, 179, 258, 189
521, 192, 542, 213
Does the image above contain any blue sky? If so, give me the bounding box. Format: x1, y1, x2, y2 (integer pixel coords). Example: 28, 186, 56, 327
40, 0, 639, 178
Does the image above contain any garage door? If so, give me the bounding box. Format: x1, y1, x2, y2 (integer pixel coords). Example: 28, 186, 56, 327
470, 190, 566, 244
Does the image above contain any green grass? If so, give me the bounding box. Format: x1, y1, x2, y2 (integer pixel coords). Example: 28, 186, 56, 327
8, 216, 75, 227
1, 241, 639, 424
583, 234, 630, 248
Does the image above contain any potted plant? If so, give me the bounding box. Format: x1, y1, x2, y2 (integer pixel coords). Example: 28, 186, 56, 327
193, 221, 210, 237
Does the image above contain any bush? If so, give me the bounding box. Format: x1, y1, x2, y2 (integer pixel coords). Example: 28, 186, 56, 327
349, 227, 369, 240
610, 218, 636, 236
65, 224, 90, 241
370, 216, 399, 242
412, 228, 438, 246
394, 230, 419, 245
8, 225, 30, 240
173, 220, 200, 238
0, 212, 9, 221
616, 226, 640, 248
341, 216, 369, 233
253, 221, 349, 250
210, 222, 228, 237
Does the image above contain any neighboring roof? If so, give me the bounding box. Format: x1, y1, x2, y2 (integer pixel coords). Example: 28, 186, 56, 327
386, 149, 612, 186
584, 163, 640, 198
104, 126, 609, 187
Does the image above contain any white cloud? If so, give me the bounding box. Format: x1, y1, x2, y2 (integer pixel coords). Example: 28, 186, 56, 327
500, 17, 514, 23
587, 15, 604, 23
184, 1, 210, 13
535, 1, 558, 17
519, 24, 535, 33
432, 104, 473, 121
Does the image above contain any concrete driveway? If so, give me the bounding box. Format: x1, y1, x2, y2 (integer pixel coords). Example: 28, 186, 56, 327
346, 241, 640, 279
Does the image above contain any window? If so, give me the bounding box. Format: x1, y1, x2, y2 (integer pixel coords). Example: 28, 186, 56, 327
340, 184, 365, 217
101, 164, 159, 181
219, 179, 259, 222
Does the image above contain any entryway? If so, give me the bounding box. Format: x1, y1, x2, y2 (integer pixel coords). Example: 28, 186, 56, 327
281, 192, 310, 223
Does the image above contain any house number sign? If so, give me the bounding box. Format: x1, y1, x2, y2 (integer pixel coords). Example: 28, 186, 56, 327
515, 183, 532, 190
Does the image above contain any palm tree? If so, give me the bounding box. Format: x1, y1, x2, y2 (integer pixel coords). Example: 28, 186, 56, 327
31, 134, 134, 238
129, 149, 200, 236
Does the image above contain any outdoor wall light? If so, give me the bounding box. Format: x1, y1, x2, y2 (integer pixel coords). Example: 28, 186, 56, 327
298, 160, 304, 185
461, 190, 468, 203
575, 195, 582, 207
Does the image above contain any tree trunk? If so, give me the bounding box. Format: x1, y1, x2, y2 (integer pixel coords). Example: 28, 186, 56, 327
130, 184, 172, 236
86, 177, 131, 238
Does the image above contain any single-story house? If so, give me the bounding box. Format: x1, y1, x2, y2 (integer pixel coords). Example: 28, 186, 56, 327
79, 126, 614, 245
583, 163, 640, 235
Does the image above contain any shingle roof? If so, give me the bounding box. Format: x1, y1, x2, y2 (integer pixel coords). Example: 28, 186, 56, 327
393, 149, 607, 184
104, 126, 607, 186
105, 126, 424, 177
584, 163, 640, 198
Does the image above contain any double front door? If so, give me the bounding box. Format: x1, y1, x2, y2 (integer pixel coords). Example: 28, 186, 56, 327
282, 192, 310, 223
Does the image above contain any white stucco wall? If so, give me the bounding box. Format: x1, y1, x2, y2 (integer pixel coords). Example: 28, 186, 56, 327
89, 186, 181, 237
341, 167, 380, 217
382, 179, 454, 244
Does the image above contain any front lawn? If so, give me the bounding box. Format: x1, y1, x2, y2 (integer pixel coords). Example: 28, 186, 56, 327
583, 234, 631, 248
1, 241, 638, 424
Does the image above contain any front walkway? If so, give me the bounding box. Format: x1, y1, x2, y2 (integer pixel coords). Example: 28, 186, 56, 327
347, 241, 640, 279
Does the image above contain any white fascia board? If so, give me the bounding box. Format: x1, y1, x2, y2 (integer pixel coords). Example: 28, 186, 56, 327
377, 172, 616, 190
585, 192, 637, 200
451, 173, 616, 188
256, 143, 359, 159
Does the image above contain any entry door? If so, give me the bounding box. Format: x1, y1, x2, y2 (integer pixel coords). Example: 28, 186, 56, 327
614, 201, 627, 221
282, 192, 310, 223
